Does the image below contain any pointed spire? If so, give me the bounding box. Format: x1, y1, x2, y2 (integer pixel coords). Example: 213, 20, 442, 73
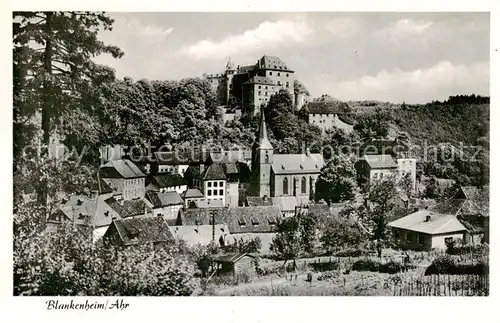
226, 56, 236, 70
258, 106, 273, 150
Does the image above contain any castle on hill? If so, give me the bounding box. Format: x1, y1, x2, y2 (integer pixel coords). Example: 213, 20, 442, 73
203, 55, 308, 115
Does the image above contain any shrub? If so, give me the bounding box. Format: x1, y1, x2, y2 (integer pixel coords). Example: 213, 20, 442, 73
446, 243, 488, 256
333, 248, 370, 257
425, 255, 489, 275
352, 259, 381, 272
352, 259, 413, 274
309, 260, 340, 272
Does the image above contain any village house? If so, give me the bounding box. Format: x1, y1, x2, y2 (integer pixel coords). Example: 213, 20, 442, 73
104, 195, 151, 219
146, 173, 187, 195
181, 188, 205, 208
307, 100, 354, 134
389, 200, 468, 250
169, 223, 231, 247
193, 163, 228, 207
144, 191, 184, 220
99, 159, 146, 200
454, 186, 489, 244
355, 154, 398, 187
249, 107, 324, 205
212, 253, 257, 277
103, 216, 175, 248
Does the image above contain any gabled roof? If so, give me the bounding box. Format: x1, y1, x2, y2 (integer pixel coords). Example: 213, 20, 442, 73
100, 159, 145, 179
455, 186, 489, 216
181, 188, 204, 199
273, 196, 299, 212
109, 216, 175, 246
238, 65, 256, 74
359, 154, 397, 169
104, 197, 148, 218
150, 173, 185, 189
389, 209, 467, 235
145, 191, 184, 208
201, 164, 227, 180
307, 101, 352, 115
90, 175, 114, 194
257, 55, 294, 72
272, 153, 324, 174
243, 76, 276, 85
49, 195, 97, 226
178, 206, 281, 234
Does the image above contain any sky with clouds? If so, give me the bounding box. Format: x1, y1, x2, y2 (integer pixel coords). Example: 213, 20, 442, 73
95, 12, 490, 104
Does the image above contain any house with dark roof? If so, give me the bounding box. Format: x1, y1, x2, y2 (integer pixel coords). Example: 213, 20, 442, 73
355, 154, 398, 187
99, 159, 146, 200
170, 223, 231, 247
454, 186, 489, 244
146, 173, 187, 195
307, 101, 354, 134
144, 191, 184, 220
212, 253, 257, 277
103, 216, 175, 247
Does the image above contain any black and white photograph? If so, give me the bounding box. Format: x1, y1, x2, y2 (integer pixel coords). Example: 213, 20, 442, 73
11, 9, 491, 299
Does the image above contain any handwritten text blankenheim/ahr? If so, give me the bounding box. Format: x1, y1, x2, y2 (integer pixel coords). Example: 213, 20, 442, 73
46, 299, 129, 311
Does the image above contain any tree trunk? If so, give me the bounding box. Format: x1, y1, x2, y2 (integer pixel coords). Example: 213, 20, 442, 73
42, 12, 54, 149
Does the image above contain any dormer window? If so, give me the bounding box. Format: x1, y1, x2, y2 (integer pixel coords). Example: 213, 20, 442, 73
104, 211, 109, 217
76, 199, 83, 206
238, 218, 246, 227
251, 217, 260, 226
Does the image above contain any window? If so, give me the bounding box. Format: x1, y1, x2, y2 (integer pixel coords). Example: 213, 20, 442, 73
286, 82, 289, 88
265, 86, 268, 90
269, 72, 273, 76
258, 91, 261, 95
278, 81, 281, 86
265, 152, 269, 163
208, 182, 212, 188
445, 237, 453, 244
277, 72, 281, 76
219, 189, 224, 195
213, 181, 218, 187
207, 190, 212, 196
258, 85, 261, 89
213, 189, 218, 196
283, 177, 289, 195
301, 177, 307, 194
265, 92, 268, 96
286, 73, 289, 77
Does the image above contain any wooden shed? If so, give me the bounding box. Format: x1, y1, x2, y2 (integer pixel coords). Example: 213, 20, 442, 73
212, 253, 256, 277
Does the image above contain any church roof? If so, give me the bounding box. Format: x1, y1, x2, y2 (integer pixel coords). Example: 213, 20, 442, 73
272, 153, 324, 174
256, 107, 273, 150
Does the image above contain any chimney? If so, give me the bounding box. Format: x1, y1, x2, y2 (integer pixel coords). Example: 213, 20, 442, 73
306, 147, 311, 156
425, 215, 431, 222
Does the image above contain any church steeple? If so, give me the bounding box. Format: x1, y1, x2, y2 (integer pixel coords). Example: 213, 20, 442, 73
258, 106, 273, 150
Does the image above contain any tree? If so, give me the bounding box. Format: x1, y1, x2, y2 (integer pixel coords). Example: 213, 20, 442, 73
353, 108, 389, 141
320, 215, 365, 254
397, 172, 414, 201
13, 12, 124, 156
315, 154, 357, 204
270, 217, 302, 269
359, 177, 398, 257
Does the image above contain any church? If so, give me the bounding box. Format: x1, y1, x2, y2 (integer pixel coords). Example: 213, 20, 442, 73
250, 107, 325, 205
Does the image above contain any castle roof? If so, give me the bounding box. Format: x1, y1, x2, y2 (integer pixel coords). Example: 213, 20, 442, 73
244, 76, 276, 86
257, 55, 294, 72
272, 153, 324, 174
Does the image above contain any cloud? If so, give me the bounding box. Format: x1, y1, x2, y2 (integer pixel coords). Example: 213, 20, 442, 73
373, 18, 433, 42
323, 17, 360, 38
319, 61, 489, 103
179, 16, 314, 60
111, 16, 174, 41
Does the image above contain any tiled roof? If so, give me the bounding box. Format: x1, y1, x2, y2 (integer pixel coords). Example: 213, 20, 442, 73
243, 76, 276, 85
111, 216, 175, 246
194, 199, 225, 208
100, 159, 145, 179
307, 101, 352, 115
208, 151, 250, 164
181, 188, 204, 199
257, 55, 293, 72
272, 153, 324, 174
150, 173, 185, 189
246, 196, 274, 207
49, 195, 97, 226
178, 206, 281, 234
360, 154, 397, 169
145, 191, 184, 208
455, 186, 489, 216
389, 209, 467, 235
273, 196, 299, 212
429, 199, 465, 215
238, 65, 256, 73
202, 164, 227, 180
170, 224, 230, 246
223, 163, 239, 175
105, 196, 148, 218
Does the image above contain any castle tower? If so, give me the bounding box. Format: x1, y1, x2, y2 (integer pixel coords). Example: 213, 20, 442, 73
252, 107, 273, 197
225, 57, 237, 105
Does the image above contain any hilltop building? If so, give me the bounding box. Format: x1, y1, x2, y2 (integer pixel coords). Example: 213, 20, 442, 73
307, 101, 355, 134
204, 55, 296, 115
249, 107, 324, 205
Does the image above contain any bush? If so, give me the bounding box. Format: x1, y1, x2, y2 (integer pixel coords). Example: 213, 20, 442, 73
425, 255, 489, 275
446, 243, 488, 256
352, 259, 413, 274
309, 260, 340, 272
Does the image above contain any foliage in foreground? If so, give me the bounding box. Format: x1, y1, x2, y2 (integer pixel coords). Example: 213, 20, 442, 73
14, 221, 197, 296
424, 255, 489, 276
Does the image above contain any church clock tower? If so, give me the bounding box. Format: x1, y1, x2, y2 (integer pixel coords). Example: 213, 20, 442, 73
251, 107, 273, 197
